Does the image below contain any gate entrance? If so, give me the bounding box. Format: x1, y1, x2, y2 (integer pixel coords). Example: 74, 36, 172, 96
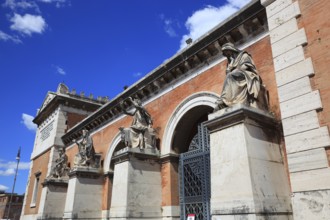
179, 124, 210, 220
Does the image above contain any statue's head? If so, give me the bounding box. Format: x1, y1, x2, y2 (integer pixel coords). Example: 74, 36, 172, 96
133, 98, 142, 106
82, 129, 88, 136
58, 147, 64, 155
221, 42, 239, 57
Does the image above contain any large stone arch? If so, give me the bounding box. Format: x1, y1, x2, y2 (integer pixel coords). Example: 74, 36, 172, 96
103, 132, 125, 173
160, 92, 218, 218
162, 92, 219, 155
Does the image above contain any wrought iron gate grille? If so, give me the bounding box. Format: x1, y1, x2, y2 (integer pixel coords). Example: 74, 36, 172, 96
180, 125, 210, 220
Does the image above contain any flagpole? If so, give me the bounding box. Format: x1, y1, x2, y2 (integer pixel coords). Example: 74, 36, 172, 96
6, 147, 20, 220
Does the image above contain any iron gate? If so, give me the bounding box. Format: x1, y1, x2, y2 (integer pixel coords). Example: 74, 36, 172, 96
179, 124, 210, 220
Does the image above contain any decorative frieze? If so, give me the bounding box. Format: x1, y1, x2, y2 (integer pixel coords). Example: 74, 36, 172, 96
62, 3, 268, 145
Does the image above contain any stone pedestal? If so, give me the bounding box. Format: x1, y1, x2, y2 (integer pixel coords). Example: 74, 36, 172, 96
37, 178, 68, 220
205, 104, 292, 220
63, 167, 103, 219
109, 147, 162, 220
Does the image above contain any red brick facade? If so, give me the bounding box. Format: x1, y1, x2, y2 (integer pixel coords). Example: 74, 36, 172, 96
21, 0, 330, 219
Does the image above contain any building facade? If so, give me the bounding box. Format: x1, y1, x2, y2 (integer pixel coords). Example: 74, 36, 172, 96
0, 192, 24, 220
21, 0, 330, 219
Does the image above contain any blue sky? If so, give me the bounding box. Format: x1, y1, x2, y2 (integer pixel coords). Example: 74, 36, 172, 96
0, 0, 250, 194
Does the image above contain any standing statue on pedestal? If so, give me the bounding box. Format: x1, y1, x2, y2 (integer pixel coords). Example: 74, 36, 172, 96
120, 97, 156, 149
50, 148, 68, 179
73, 129, 97, 167
214, 42, 268, 111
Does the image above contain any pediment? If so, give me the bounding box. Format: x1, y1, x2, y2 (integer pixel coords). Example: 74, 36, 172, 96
38, 92, 56, 114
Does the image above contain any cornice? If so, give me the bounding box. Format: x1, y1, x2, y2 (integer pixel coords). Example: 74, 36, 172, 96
62, 0, 267, 146
33, 94, 105, 125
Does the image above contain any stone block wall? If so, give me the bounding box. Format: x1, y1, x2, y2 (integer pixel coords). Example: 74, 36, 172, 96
261, 0, 330, 218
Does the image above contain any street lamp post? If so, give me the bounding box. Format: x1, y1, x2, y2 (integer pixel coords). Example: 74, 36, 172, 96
6, 147, 21, 220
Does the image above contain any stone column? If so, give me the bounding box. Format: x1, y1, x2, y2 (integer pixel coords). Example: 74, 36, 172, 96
109, 147, 162, 220
205, 104, 292, 219
63, 167, 103, 220
37, 179, 68, 220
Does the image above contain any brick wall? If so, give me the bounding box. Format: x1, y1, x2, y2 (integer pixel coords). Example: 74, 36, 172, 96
299, 0, 330, 166
66, 112, 88, 131
71, 35, 278, 210
23, 149, 50, 215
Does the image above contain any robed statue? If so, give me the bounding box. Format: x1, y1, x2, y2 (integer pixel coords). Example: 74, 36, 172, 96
120, 97, 156, 149
73, 129, 97, 167
49, 147, 68, 179
214, 42, 268, 111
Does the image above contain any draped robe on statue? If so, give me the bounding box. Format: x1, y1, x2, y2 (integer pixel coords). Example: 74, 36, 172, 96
129, 106, 152, 148
120, 98, 155, 149
219, 46, 261, 107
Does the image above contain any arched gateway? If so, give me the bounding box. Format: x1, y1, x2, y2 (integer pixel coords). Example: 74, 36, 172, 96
163, 92, 217, 220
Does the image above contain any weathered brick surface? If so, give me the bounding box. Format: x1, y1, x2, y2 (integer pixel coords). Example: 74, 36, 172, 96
23, 149, 51, 215
101, 176, 113, 210
161, 161, 179, 206
326, 147, 330, 167
66, 112, 88, 131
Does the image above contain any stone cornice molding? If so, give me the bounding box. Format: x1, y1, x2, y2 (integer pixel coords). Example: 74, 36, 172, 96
205, 104, 278, 133
62, 0, 267, 146
34, 94, 104, 125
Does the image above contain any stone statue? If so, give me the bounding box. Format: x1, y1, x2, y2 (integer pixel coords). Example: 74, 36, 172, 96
214, 42, 268, 111
73, 129, 97, 167
50, 148, 68, 178
119, 97, 156, 149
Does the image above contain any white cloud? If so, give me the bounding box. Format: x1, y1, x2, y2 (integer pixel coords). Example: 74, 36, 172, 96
3, 0, 40, 12
21, 113, 37, 131
10, 13, 46, 36
0, 160, 30, 176
55, 65, 66, 75
0, 168, 15, 176
228, 0, 250, 8
0, 184, 9, 191
179, 0, 251, 50
0, 30, 22, 43
38, 0, 68, 8
133, 72, 142, 78
159, 14, 179, 38
164, 19, 177, 37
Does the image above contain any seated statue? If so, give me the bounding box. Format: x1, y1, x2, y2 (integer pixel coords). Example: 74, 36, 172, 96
50, 148, 68, 179
73, 129, 98, 167
214, 42, 268, 111
120, 97, 156, 149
